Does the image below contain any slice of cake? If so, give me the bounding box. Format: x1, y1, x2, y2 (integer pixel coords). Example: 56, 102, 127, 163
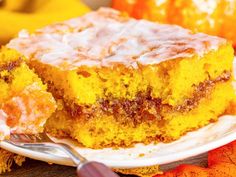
0, 47, 56, 172
8, 8, 235, 148
0, 47, 57, 139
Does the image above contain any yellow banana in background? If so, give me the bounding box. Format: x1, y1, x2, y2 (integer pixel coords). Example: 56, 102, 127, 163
0, 0, 90, 44
1, 0, 31, 11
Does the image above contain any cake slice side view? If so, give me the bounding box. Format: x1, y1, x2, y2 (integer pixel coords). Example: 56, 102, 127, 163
0, 47, 57, 172
0, 47, 57, 139
8, 8, 236, 148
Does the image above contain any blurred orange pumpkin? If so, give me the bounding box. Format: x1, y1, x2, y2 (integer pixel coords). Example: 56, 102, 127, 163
112, 0, 236, 47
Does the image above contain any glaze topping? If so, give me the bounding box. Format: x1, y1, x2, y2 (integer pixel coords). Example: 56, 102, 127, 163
8, 8, 226, 70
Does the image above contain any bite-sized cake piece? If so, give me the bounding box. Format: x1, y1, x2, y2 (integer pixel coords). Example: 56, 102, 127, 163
0, 47, 56, 140
8, 8, 235, 148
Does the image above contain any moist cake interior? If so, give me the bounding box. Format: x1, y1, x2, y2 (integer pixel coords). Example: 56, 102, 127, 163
44, 45, 234, 148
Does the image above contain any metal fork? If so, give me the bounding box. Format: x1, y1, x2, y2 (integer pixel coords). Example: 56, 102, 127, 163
4, 133, 119, 177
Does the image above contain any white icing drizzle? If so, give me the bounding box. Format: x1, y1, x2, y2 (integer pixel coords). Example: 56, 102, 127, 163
0, 110, 10, 140
0, 83, 56, 137
9, 83, 54, 134
7, 8, 226, 70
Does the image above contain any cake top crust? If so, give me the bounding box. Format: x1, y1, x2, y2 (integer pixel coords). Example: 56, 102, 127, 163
7, 8, 226, 70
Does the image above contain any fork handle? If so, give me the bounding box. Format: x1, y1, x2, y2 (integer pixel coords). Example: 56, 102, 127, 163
76, 161, 119, 177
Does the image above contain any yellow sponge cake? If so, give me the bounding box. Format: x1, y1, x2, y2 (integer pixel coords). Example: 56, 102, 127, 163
0, 47, 56, 172
8, 8, 235, 148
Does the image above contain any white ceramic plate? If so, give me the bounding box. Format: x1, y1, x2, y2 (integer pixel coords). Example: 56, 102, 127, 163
0, 115, 236, 169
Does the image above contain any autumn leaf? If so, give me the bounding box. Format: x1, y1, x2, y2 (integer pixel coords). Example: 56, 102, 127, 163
154, 140, 236, 177
208, 141, 236, 177
154, 165, 209, 177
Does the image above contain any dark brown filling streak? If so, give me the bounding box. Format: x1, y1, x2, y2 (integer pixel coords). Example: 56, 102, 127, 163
0, 57, 23, 72
0, 57, 23, 83
63, 71, 231, 125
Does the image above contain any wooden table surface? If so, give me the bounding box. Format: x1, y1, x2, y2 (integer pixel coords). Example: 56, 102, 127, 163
1, 153, 207, 177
